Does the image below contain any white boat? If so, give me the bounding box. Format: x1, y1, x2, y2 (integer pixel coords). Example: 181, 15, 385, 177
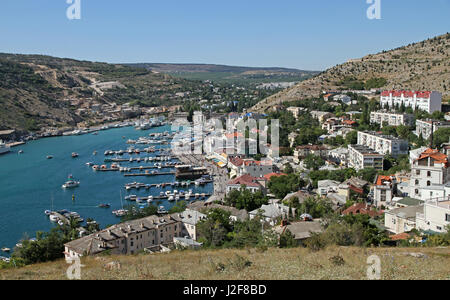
147, 196, 154, 203
49, 215, 59, 222
58, 220, 65, 226
1, 247, 11, 253
62, 180, 80, 189
168, 195, 175, 201
44, 210, 52, 216
0, 140, 11, 155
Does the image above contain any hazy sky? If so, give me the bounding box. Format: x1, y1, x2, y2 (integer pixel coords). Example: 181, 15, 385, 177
0, 0, 449, 70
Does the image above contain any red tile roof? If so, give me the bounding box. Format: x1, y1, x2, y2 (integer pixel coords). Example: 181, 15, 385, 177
263, 172, 287, 181
376, 175, 395, 186
229, 157, 244, 167
417, 148, 449, 168
381, 90, 432, 98
390, 233, 411, 241
342, 203, 383, 217
228, 174, 262, 188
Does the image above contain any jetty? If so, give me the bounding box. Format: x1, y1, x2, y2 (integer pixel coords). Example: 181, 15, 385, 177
126, 193, 212, 202
124, 179, 213, 190
124, 172, 176, 177
104, 156, 174, 163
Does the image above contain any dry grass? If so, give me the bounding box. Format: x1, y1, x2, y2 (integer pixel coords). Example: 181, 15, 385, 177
1, 246, 449, 280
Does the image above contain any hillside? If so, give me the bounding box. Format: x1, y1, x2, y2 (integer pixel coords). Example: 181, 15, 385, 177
252, 33, 450, 112
1, 246, 449, 280
126, 63, 319, 85
0, 54, 209, 133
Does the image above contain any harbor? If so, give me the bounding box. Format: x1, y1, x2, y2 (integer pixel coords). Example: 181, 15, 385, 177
0, 124, 214, 255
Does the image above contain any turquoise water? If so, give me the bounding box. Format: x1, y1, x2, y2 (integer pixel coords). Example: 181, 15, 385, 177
0, 125, 212, 253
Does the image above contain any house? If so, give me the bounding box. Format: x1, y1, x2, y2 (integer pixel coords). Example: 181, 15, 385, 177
409, 149, 450, 199
373, 175, 397, 208
328, 147, 349, 166
249, 203, 293, 226
173, 236, 203, 249
409, 147, 429, 165
226, 174, 264, 194
286, 107, 303, 119
187, 202, 249, 222
240, 159, 274, 178
294, 145, 329, 163
347, 144, 384, 171
384, 205, 424, 234
334, 94, 352, 105
310, 111, 334, 123
338, 177, 369, 200
380, 90, 442, 113
416, 198, 450, 233
274, 220, 323, 245
357, 131, 409, 157
178, 209, 207, 241
342, 203, 383, 217
317, 180, 340, 196
283, 190, 311, 203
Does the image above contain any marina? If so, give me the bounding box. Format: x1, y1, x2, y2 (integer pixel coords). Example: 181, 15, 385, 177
0, 124, 214, 255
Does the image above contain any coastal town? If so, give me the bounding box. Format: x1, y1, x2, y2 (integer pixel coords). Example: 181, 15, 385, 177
12, 88, 441, 262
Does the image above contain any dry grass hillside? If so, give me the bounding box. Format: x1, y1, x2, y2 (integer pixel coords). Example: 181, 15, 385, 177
252, 33, 450, 112
1, 246, 449, 280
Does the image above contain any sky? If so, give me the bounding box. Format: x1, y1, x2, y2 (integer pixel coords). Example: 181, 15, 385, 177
0, 0, 449, 71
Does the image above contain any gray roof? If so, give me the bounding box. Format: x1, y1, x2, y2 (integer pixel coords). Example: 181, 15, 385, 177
179, 209, 206, 226
250, 203, 290, 219
275, 220, 323, 240
396, 197, 425, 207
174, 237, 203, 247
187, 202, 248, 221
385, 205, 423, 219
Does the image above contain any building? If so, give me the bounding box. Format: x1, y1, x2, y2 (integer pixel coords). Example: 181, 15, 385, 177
310, 111, 334, 123
416, 198, 450, 233
294, 145, 329, 163
64, 214, 189, 260
338, 177, 370, 200
357, 131, 409, 157
347, 144, 384, 171
415, 119, 450, 140
373, 175, 397, 208
173, 236, 203, 249
334, 94, 352, 105
342, 203, 383, 217
380, 90, 442, 113
240, 160, 274, 178
328, 147, 349, 166
384, 205, 424, 234
410, 149, 450, 199
188, 202, 249, 222
226, 174, 264, 194
178, 209, 207, 241
249, 203, 293, 226
274, 220, 323, 245
317, 180, 341, 196
370, 111, 415, 128
286, 107, 304, 119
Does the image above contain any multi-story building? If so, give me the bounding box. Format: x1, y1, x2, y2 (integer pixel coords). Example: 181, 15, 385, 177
240, 159, 274, 178
348, 144, 384, 171
384, 205, 424, 234
226, 174, 265, 194
357, 131, 409, 157
294, 145, 329, 163
416, 198, 450, 233
415, 119, 450, 140
64, 213, 205, 260
380, 90, 442, 113
409, 148, 450, 199
373, 175, 397, 208
370, 111, 415, 128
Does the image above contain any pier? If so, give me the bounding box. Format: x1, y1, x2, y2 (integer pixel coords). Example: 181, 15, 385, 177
124, 172, 176, 177
124, 180, 213, 190
127, 193, 212, 202
104, 156, 173, 163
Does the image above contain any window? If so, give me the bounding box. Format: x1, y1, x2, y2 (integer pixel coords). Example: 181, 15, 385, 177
427, 181, 431, 186
446, 214, 450, 222
427, 171, 431, 177
415, 180, 419, 186
416, 170, 421, 176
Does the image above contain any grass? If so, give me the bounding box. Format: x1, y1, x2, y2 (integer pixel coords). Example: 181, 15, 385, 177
1, 246, 449, 280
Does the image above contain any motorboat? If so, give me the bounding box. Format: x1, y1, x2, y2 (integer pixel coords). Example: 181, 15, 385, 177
44, 210, 52, 216
46, 155, 54, 159
98, 203, 111, 208
147, 196, 154, 203
49, 215, 59, 222
0, 140, 10, 155
157, 206, 168, 214
72, 152, 79, 158
62, 180, 80, 189
112, 209, 128, 217
58, 220, 65, 226
1, 247, 11, 253
168, 195, 175, 201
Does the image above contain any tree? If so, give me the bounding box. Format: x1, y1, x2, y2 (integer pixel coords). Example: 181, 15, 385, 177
304, 154, 325, 171
279, 229, 297, 248
197, 209, 233, 247
345, 130, 358, 145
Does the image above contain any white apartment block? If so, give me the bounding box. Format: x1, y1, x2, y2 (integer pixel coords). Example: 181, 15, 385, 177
347, 144, 384, 171
384, 205, 424, 235
415, 119, 450, 140
416, 198, 450, 233
380, 90, 442, 113
410, 149, 450, 199
357, 131, 409, 157
370, 111, 415, 128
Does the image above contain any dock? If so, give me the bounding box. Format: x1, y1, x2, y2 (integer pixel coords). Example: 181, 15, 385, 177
128, 193, 212, 202
124, 180, 213, 190
124, 172, 176, 177
104, 156, 173, 163
95, 164, 180, 172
